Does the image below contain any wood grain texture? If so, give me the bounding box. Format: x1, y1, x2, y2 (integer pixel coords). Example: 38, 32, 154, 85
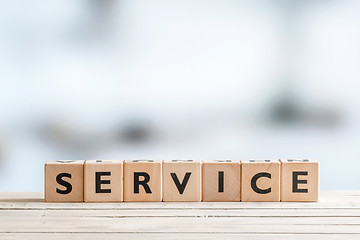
163, 160, 202, 202
280, 159, 319, 202
202, 160, 240, 202
123, 160, 162, 202
241, 160, 280, 202
0, 191, 359, 239
84, 160, 123, 202
45, 160, 84, 202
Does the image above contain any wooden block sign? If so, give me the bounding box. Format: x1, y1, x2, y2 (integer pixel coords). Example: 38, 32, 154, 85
123, 160, 162, 202
163, 160, 202, 202
45, 160, 84, 202
280, 159, 319, 202
44, 159, 320, 202
84, 160, 123, 202
241, 160, 280, 202
202, 160, 240, 202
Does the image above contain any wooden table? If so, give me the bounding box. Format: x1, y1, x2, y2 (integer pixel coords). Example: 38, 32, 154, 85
0, 191, 359, 239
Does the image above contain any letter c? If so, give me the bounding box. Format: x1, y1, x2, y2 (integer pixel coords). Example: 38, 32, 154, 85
251, 172, 271, 194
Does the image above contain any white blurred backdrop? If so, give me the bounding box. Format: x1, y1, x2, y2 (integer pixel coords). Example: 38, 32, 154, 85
0, 0, 359, 191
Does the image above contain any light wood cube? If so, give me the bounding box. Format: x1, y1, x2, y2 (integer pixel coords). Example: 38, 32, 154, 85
280, 159, 319, 202
45, 160, 84, 202
84, 160, 123, 202
163, 160, 202, 202
241, 160, 280, 202
202, 160, 240, 202
123, 160, 162, 202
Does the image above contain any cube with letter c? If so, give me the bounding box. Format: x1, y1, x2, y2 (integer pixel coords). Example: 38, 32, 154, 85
241, 160, 280, 202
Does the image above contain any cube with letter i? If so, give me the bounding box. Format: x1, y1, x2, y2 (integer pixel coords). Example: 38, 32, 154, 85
84, 160, 123, 202
45, 160, 84, 202
123, 160, 162, 202
280, 159, 319, 202
241, 160, 280, 202
163, 160, 202, 202
202, 160, 240, 202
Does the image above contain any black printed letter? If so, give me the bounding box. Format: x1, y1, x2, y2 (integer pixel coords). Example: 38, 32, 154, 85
293, 171, 308, 193
134, 172, 152, 194
56, 173, 72, 194
171, 172, 192, 194
218, 171, 224, 193
251, 172, 271, 194
96, 172, 111, 193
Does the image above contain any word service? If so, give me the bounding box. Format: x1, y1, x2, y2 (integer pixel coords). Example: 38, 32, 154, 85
44, 159, 319, 202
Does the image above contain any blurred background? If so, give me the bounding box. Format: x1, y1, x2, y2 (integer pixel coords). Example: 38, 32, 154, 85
0, 0, 359, 191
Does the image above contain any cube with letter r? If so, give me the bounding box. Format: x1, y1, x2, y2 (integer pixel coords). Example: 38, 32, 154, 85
123, 160, 162, 202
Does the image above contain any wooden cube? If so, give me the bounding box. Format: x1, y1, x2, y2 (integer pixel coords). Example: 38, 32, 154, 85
123, 160, 162, 202
163, 160, 202, 202
241, 160, 280, 202
45, 160, 84, 202
84, 160, 123, 202
202, 160, 240, 202
280, 159, 319, 202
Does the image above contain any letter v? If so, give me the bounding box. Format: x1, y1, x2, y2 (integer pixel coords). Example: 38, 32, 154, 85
170, 172, 192, 194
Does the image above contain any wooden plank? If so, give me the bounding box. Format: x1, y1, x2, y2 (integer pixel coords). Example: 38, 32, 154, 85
0, 191, 359, 238
1, 191, 360, 209
1, 209, 360, 217
1, 233, 360, 240
0, 216, 360, 233
1, 213, 360, 225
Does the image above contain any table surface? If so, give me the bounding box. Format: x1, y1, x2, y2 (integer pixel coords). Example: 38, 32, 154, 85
0, 191, 359, 239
